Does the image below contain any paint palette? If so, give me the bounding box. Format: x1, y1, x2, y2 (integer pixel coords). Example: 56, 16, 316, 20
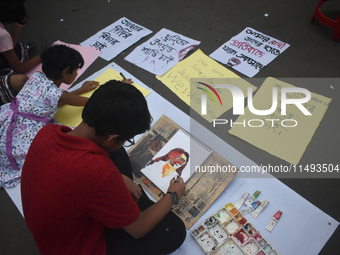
191, 202, 279, 255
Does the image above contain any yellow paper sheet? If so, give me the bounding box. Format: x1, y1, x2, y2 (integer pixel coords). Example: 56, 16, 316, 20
229, 77, 332, 165
55, 68, 151, 127
156, 49, 256, 122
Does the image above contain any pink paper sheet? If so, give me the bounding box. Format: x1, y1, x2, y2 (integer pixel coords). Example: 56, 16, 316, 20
25, 40, 101, 90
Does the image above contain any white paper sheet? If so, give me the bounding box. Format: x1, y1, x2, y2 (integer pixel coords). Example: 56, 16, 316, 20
81, 17, 152, 61
125, 28, 200, 76
210, 27, 290, 77
6, 62, 338, 255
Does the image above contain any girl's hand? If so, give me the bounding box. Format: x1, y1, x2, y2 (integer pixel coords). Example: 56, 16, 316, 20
80, 81, 99, 93
122, 78, 133, 84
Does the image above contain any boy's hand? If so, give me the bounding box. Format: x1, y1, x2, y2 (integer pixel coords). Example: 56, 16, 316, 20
122, 78, 133, 84
124, 177, 142, 202
167, 177, 186, 200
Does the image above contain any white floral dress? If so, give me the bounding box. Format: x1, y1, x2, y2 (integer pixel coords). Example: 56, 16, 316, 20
0, 72, 63, 188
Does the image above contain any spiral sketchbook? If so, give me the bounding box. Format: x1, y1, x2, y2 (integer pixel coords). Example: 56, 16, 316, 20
141, 129, 213, 193
129, 115, 238, 229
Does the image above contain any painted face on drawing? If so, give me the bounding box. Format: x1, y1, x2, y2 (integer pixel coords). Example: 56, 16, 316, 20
169, 152, 187, 166
148, 148, 189, 178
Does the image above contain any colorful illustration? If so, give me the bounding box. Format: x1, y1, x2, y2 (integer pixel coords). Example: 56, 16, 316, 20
141, 128, 212, 194
191, 202, 280, 254
146, 148, 189, 177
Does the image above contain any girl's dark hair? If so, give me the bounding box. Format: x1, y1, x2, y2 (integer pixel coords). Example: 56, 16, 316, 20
40, 45, 84, 80
82, 80, 152, 139
0, 0, 27, 24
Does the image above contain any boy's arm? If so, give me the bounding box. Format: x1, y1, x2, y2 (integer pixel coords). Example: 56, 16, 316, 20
121, 174, 142, 202
123, 178, 185, 239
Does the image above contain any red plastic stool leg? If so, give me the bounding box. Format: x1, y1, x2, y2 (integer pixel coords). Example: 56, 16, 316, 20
310, 0, 340, 42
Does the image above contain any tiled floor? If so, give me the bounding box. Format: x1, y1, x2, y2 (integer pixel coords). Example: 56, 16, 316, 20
1, 0, 339, 254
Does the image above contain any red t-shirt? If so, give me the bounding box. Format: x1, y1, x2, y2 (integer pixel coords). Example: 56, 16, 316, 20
21, 124, 140, 255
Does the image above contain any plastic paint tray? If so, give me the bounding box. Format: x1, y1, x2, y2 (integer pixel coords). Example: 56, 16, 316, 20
191, 202, 280, 255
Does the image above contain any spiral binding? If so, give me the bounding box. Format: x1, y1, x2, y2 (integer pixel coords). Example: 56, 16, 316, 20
178, 129, 213, 153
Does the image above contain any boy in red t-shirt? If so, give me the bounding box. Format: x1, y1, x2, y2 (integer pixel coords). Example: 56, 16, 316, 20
21, 80, 186, 255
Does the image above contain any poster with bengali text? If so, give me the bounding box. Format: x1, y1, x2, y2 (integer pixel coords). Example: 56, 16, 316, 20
125, 28, 200, 76
81, 17, 152, 61
210, 27, 290, 77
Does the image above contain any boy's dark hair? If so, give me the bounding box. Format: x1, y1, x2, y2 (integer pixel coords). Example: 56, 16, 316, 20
0, 0, 27, 24
40, 45, 84, 80
82, 80, 152, 139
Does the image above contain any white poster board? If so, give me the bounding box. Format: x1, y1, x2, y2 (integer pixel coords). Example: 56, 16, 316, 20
210, 27, 290, 77
125, 28, 200, 76
6, 62, 338, 255
81, 17, 152, 61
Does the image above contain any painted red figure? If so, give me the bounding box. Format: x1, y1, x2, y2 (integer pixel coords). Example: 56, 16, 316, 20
147, 148, 189, 177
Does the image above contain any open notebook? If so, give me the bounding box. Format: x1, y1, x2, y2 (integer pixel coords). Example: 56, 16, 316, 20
128, 115, 237, 229
141, 129, 212, 193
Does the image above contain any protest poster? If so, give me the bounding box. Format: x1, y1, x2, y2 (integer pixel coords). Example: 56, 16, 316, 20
210, 27, 290, 77
125, 28, 200, 76
81, 17, 152, 61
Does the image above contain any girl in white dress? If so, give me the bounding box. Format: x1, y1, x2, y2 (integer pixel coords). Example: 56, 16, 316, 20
0, 44, 99, 188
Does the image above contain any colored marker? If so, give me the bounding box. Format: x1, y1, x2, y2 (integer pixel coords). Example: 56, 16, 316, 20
120, 72, 126, 80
